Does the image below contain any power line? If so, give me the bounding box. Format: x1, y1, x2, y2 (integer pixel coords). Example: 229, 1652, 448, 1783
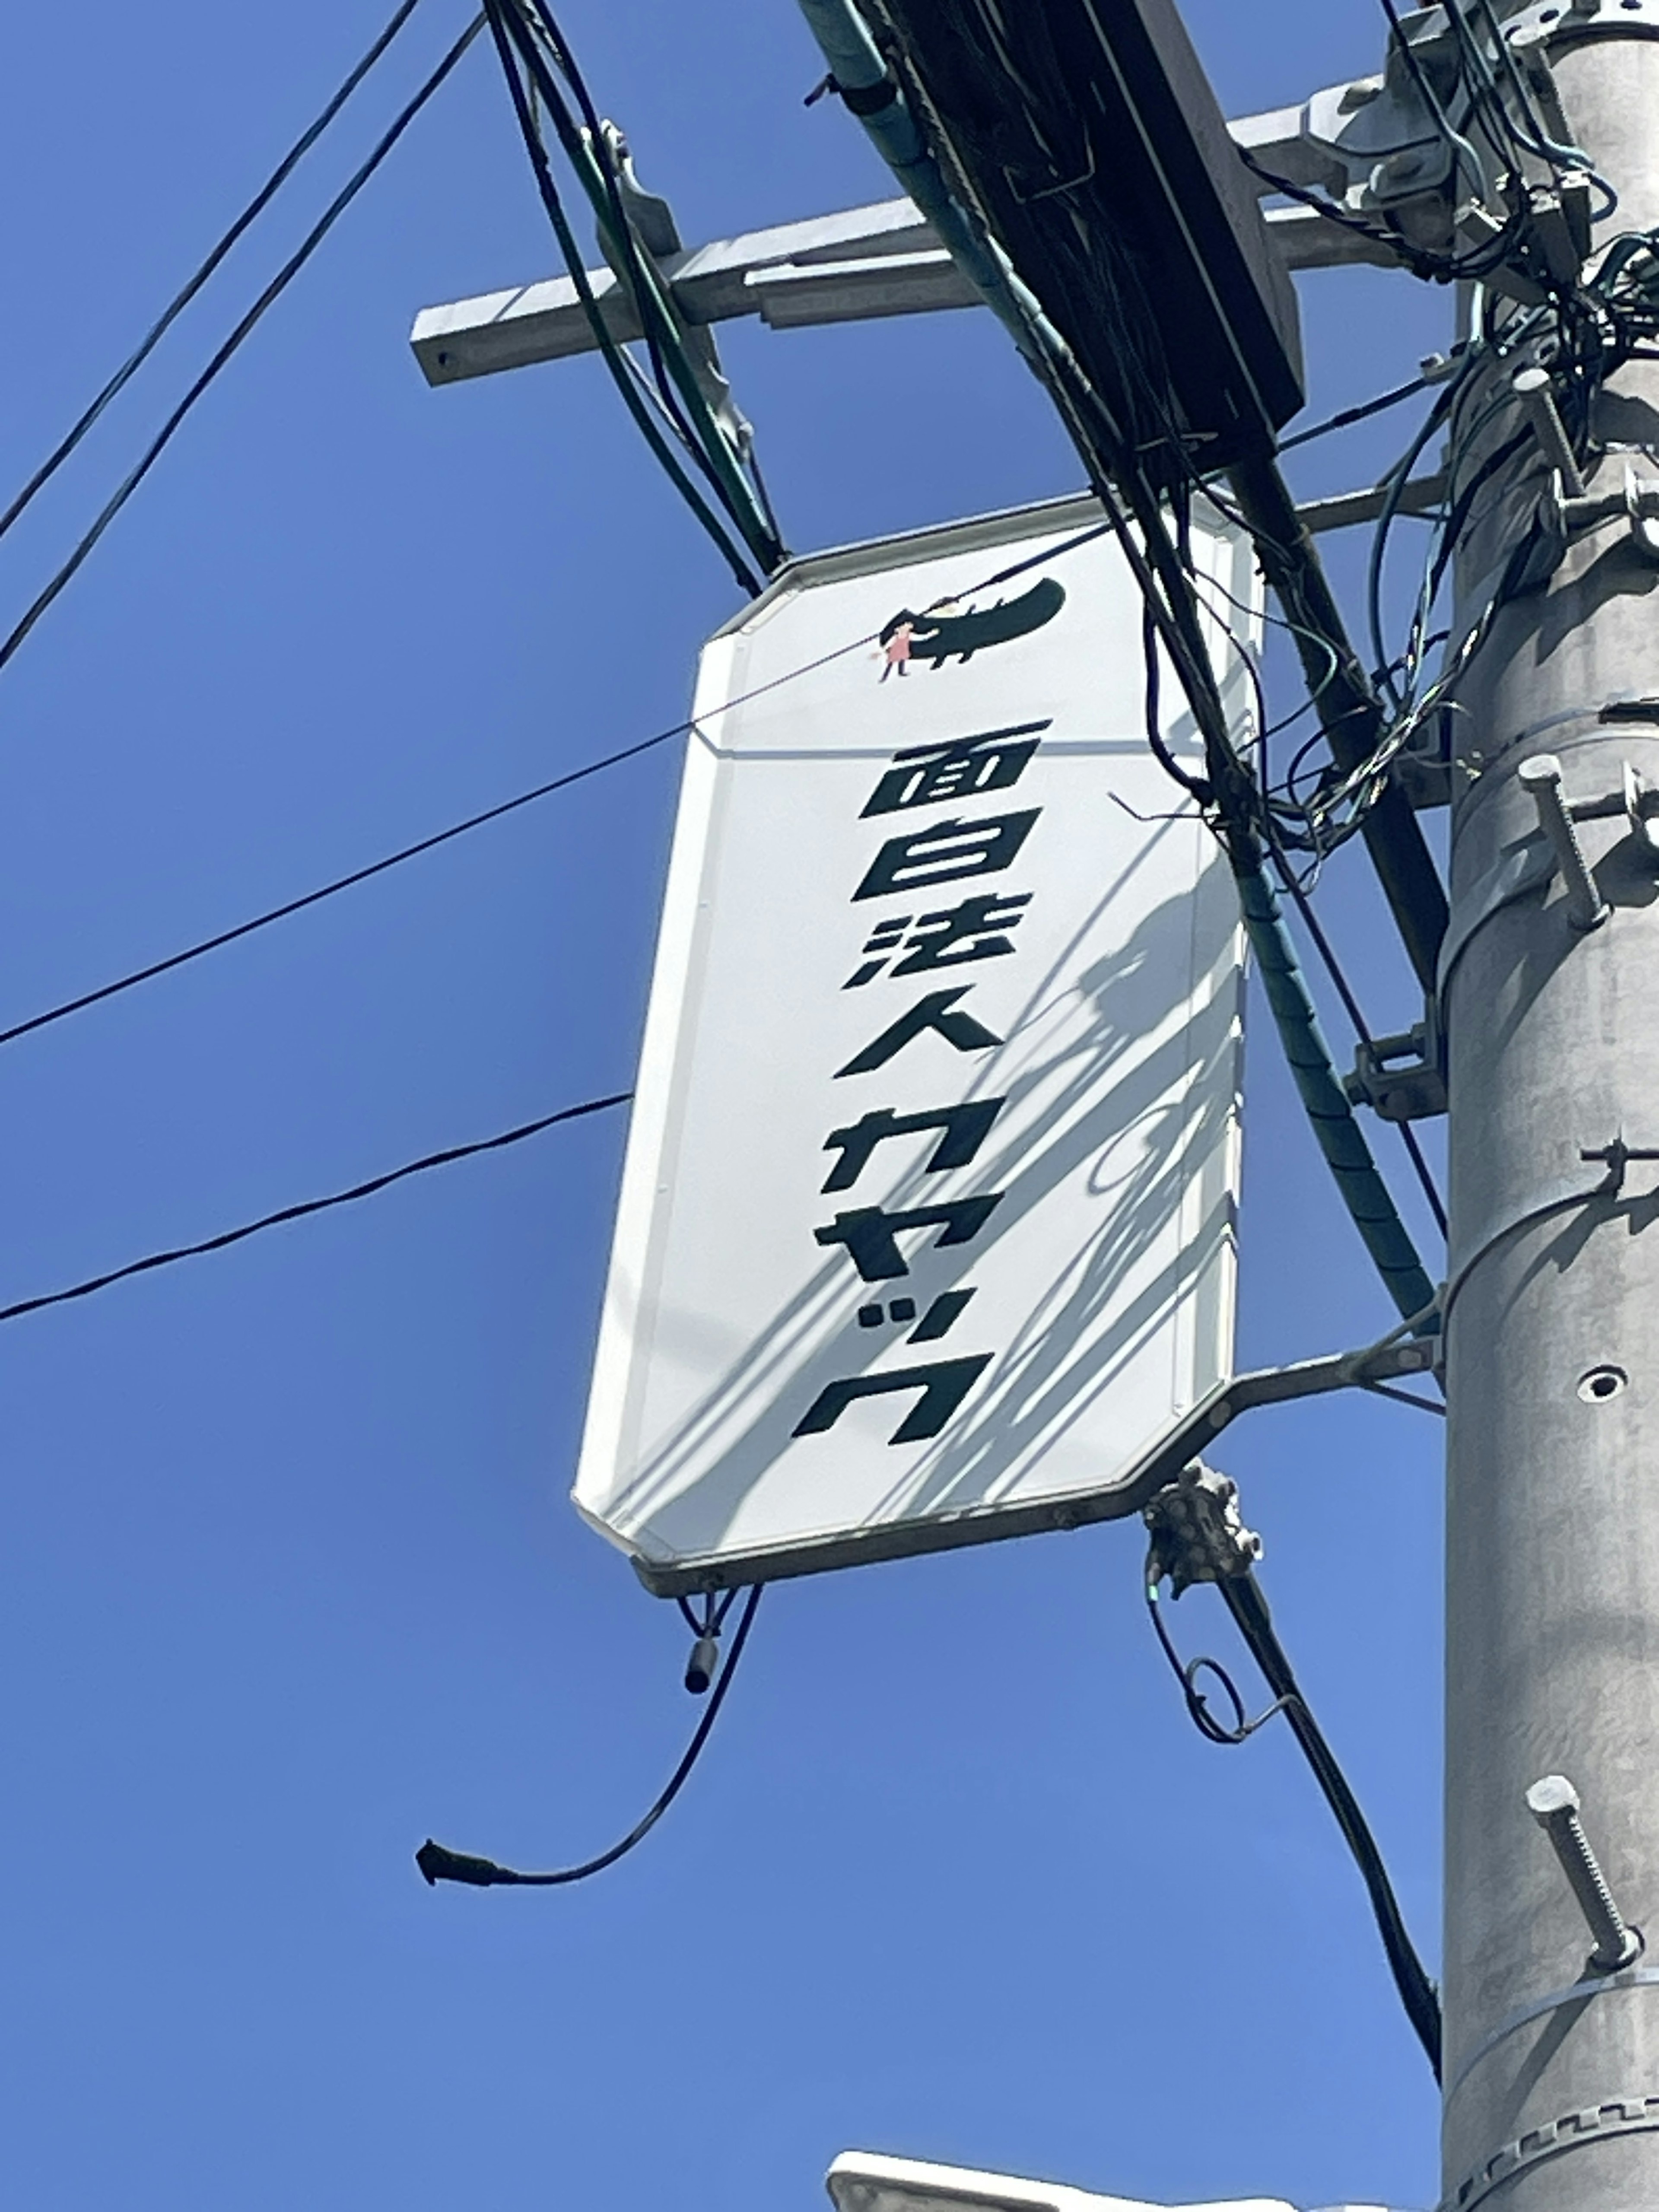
0, 523, 1106, 1055
0, 1087, 629, 1331
480, 0, 768, 593
0, 11, 486, 681
0, 0, 429, 548
0, 727, 682, 1052
1146, 1552, 1441, 2079
416, 1582, 763, 1889
1277, 368, 1438, 454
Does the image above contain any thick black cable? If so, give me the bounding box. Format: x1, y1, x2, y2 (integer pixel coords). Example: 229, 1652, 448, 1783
1278, 371, 1438, 454
0, 13, 486, 680
0, 0, 427, 547
513, 0, 782, 568
416, 1583, 763, 1888
0, 523, 1107, 1057
0, 1088, 629, 1329
1218, 1571, 1443, 2078
481, 0, 765, 594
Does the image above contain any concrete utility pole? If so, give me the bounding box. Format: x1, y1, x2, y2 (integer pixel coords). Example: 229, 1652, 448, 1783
1442, 16, 1659, 2211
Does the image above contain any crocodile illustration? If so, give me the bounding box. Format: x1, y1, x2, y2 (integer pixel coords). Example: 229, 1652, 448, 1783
878, 575, 1065, 672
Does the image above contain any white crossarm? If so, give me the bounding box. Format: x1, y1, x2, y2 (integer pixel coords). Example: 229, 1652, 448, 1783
408, 96, 1398, 386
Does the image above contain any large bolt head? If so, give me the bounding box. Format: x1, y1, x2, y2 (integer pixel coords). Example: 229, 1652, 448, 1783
1526, 1773, 1581, 1821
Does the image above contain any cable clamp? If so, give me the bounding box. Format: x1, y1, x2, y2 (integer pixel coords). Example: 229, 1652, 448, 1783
1343, 994, 1446, 1122
1143, 1464, 1262, 1598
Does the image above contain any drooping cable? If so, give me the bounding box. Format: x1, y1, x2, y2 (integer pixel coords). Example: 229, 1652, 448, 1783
0, 13, 487, 680
0, 524, 1108, 1057
481, 0, 766, 593
416, 1583, 763, 1888
1219, 1571, 1442, 2078
1146, 1558, 1442, 2079
0, 1088, 629, 1330
1230, 850, 1438, 1325
0, 728, 683, 1053
0, 0, 429, 548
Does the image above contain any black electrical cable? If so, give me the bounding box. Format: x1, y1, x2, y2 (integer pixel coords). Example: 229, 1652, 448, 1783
0, 0, 429, 548
0, 13, 486, 682
481, 0, 765, 594
0, 1087, 628, 1330
416, 1582, 763, 1888
0, 728, 682, 1053
1278, 370, 1440, 454
1148, 1562, 1441, 2078
0, 522, 1108, 1058
510, 0, 782, 570
1220, 1571, 1442, 2077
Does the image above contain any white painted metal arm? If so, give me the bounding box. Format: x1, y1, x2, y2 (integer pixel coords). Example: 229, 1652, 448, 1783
408, 91, 1413, 386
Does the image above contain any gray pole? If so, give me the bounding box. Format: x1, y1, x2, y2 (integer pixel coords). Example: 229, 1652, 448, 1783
1443, 18, 1659, 2210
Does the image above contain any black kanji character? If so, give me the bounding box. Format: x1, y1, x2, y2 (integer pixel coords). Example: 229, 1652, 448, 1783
861, 722, 1049, 817
814, 1193, 1003, 1281
821, 1099, 1006, 1190
835, 987, 1001, 1078
791, 1354, 993, 1444
843, 892, 1030, 986
853, 811, 1039, 902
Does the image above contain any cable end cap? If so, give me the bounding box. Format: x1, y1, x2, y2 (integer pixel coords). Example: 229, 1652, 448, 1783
416, 1838, 516, 1888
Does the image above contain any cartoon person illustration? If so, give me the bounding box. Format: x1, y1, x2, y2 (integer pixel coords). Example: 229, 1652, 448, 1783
880, 619, 914, 680
875, 577, 1065, 681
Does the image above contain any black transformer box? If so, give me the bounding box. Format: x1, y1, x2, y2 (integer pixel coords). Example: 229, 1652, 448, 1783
865, 0, 1305, 485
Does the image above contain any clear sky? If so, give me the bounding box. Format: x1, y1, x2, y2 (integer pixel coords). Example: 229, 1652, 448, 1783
0, 5, 1449, 2209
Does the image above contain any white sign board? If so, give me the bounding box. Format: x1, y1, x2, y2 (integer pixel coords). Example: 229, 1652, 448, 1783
575, 494, 1252, 1592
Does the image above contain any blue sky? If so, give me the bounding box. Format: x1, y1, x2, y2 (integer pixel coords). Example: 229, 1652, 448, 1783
0, 5, 1449, 2208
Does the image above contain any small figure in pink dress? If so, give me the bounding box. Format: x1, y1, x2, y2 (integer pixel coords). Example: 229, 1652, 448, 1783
880, 619, 914, 681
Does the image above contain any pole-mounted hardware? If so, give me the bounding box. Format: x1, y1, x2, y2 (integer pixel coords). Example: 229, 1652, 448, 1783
1526, 1773, 1644, 1972
1143, 1464, 1262, 1598
1513, 365, 1585, 497
1522, 460, 1659, 588
1580, 1137, 1659, 1197
1344, 995, 1447, 1122
1518, 755, 1611, 930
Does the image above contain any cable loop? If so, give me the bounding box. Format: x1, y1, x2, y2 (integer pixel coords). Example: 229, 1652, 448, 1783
1145, 1569, 1294, 1747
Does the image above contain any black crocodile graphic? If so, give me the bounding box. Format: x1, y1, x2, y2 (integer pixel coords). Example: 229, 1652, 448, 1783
879, 575, 1065, 669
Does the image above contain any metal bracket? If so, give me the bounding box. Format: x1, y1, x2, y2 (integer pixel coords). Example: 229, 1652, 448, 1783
1344, 996, 1448, 1121
639, 1324, 1442, 1594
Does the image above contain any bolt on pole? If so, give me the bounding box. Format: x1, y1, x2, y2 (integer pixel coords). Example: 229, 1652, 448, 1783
1442, 16, 1659, 2211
